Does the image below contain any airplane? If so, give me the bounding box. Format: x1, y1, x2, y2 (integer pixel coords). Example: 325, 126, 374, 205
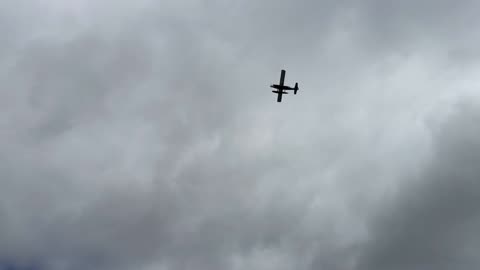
270, 69, 299, 102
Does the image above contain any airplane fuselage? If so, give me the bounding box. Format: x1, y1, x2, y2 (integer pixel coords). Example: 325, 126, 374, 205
270, 84, 295, 90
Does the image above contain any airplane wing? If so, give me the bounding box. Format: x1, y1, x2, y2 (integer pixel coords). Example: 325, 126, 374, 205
280, 69, 285, 86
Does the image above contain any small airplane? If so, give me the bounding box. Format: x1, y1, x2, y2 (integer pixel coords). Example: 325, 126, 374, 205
270, 69, 299, 102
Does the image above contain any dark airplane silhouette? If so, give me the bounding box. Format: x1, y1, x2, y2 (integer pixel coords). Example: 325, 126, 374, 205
270, 69, 299, 102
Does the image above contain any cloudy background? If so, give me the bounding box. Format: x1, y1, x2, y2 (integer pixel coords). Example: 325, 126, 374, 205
1, 0, 480, 269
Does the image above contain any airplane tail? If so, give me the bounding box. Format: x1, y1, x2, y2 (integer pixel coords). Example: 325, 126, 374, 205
294, 83, 299, 94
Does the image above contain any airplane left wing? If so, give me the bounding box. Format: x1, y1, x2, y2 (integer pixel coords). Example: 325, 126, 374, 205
280, 69, 285, 86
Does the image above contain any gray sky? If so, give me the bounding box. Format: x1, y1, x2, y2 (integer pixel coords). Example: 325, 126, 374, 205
2, 0, 480, 269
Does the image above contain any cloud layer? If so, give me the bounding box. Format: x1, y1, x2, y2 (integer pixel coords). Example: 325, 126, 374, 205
2, 1, 480, 269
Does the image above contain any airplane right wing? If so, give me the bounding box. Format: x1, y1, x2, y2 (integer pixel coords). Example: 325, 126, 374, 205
280, 69, 285, 86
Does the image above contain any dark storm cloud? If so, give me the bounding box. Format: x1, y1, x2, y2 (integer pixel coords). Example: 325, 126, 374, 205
356, 99, 480, 270
2, 0, 480, 270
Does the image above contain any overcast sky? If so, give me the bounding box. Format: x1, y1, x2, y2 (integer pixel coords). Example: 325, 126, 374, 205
2, 0, 480, 269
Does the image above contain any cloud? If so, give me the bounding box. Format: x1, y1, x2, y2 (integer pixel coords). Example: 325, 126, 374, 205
356, 98, 480, 270
1, 1, 480, 270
